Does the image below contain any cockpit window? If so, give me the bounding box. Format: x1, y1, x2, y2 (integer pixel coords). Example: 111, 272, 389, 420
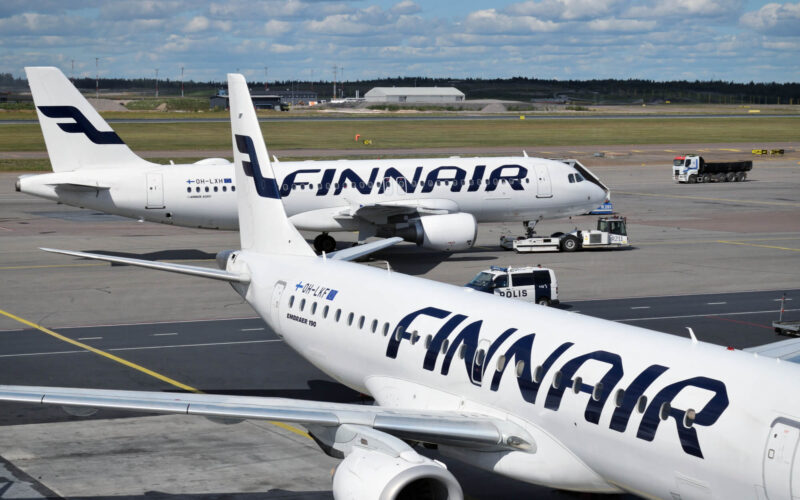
575, 173, 585, 182
568, 174, 575, 183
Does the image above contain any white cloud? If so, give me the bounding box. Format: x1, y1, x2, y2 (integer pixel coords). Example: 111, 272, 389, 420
463, 9, 558, 34
587, 18, 657, 32
184, 16, 210, 33
264, 19, 292, 37
740, 2, 800, 36
391, 1, 421, 15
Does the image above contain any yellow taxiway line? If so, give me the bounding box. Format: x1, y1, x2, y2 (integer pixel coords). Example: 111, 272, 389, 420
0, 308, 311, 439
717, 240, 800, 252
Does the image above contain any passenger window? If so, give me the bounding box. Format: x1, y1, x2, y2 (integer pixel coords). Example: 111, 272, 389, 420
371, 319, 378, 333
205, 187, 209, 192
458, 344, 467, 359
347, 312, 354, 326
323, 305, 329, 318
637, 395, 648, 413
592, 383, 604, 402
311, 302, 317, 315
394, 325, 405, 341
195, 187, 200, 192
683, 408, 696, 428
214, 186, 218, 192
496, 355, 506, 372
615, 389, 625, 407
516, 360, 525, 377
659, 402, 671, 421
299, 298, 305, 311
231, 186, 236, 192
441, 339, 449, 353
335, 309, 341, 322
358, 315, 365, 329
533, 365, 543, 383
382, 322, 389, 336
552, 370, 562, 389
572, 376, 582, 394
424, 335, 432, 348
288, 296, 295, 308
474, 349, 485, 366
186, 187, 191, 193
222, 186, 227, 192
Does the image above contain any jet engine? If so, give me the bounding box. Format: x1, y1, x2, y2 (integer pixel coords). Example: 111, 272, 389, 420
332, 447, 463, 500
392, 213, 477, 252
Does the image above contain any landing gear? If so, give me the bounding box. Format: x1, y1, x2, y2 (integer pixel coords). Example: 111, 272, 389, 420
313, 233, 336, 253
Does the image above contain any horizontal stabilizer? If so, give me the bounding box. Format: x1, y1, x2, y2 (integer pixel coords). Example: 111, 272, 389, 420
40, 248, 250, 283
326, 237, 403, 261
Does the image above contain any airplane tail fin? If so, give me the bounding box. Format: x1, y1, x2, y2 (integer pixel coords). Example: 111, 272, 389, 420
25, 66, 154, 172
228, 73, 315, 256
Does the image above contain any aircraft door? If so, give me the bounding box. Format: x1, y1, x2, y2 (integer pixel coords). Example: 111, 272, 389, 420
271, 281, 286, 332
763, 421, 800, 500
534, 164, 552, 198
146, 173, 165, 209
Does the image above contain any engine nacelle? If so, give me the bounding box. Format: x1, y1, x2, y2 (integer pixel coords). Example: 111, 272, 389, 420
332, 447, 463, 500
394, 213, 477, 252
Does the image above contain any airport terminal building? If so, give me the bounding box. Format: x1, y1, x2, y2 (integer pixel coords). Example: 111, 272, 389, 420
364, 87, 465, 104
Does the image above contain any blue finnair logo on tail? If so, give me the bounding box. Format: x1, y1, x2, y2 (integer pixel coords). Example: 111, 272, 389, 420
37, 106, 124, 145
234, 134, 280, 199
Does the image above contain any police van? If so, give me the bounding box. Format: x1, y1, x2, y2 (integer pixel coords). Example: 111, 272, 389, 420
465, 265, 559, 306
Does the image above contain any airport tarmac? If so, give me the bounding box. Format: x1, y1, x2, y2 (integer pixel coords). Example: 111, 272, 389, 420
0, 155, 799, 498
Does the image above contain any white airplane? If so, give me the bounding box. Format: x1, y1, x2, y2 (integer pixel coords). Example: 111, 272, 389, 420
17, 66, 608, 253
3, 74, 799, 500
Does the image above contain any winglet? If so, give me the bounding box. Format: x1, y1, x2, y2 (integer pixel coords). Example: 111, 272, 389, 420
227, 74, 315, 257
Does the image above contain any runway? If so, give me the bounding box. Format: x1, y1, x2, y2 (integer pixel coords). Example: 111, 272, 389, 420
0, 153, 799, 498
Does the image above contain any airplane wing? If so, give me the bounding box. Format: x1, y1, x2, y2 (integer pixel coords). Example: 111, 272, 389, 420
743, 338, 800, 363
40, 248, 250, 283
0, 385, 533, 452
326, 237, 403, 261
348, 199, 461, 225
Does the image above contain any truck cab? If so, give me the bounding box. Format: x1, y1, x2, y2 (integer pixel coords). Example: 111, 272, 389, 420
465, 265, 558, 306
673, 154, 700, 182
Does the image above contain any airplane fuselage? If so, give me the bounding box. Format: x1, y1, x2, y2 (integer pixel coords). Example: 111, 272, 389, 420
226, 249, 800, 498
18, 157, 606, 232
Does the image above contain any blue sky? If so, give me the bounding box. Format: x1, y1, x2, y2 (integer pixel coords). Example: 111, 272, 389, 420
1, 1, 798, 84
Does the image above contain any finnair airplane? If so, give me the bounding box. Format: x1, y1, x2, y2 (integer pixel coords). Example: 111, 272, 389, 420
17, 67, 608, 252
4, 74, 799, 500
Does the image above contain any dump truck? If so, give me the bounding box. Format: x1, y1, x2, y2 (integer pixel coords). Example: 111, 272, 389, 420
673, 154, 752, 183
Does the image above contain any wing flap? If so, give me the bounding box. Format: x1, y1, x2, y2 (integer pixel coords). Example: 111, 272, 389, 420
0, 385, 532, 451
41, 248, 250, 283
744, 337, 800, 363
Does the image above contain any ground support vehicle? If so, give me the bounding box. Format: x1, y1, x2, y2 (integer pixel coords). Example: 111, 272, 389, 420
500, 216, 629, 253
464, 265, 558, 306
673, 154, 752, 183
773, 293, 800, 336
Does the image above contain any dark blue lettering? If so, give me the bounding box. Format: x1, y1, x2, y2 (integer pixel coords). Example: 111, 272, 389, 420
334, 168, 378, 195
610, 365, 668, 433
486, 165, 527, 192
378, 167, 423, 194
316, 169, 336, 196
386, 307, 450, 359
423, 314, 468, 371
544, 351, 623, 424
421, 167, 467, 193
636, 377, 729, 459
279, 169, 320, 197
467, 165, 486, 192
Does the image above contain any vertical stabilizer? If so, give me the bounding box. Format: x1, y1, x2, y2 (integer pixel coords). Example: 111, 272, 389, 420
228, 74, 315, 256
25, 66, 154, 172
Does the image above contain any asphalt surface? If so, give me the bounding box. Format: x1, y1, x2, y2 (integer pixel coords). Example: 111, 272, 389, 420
0, 151, 799, 498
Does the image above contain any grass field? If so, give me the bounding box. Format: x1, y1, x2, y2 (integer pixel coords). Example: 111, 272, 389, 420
1, 117, 798, 154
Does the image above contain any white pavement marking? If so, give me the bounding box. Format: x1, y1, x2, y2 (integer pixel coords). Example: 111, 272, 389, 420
707, 302, 727, 305
77, 337, 102, 340
0, 339, 283, 359
616, 307, 800, 322
152, 332, 178, 336
630, 306, 651, 309
241, 327, 265, 331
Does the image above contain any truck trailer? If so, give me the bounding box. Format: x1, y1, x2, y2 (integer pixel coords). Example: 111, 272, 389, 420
673, 154, 752, 183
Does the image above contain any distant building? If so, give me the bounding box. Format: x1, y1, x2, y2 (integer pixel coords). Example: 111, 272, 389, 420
210, 89, 318, 110
364, 87, 465, 104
